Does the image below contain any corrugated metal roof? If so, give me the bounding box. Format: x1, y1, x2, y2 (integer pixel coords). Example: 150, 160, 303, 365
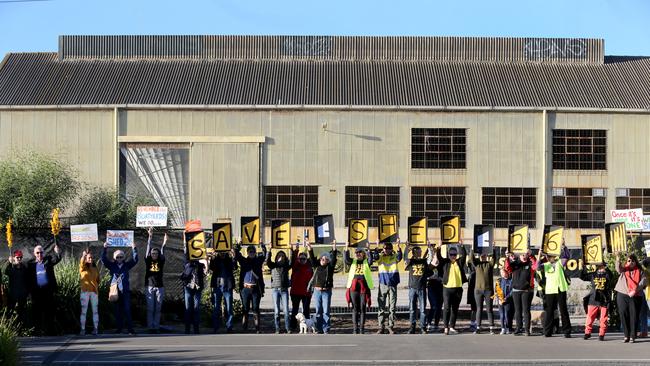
1, 52, 650, 109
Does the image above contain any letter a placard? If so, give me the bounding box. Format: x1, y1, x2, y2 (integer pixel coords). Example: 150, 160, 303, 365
348, 219, 368, 247
212, 222, 232, 252
408, 217, 428, 245
271, 219, 291, 249
605, 222, 627, 254
581, 234, 604, 265
440, 216, 460, 244
508, 225, 529, 254
378, 214, 398, 243
314, 215, 335, 244
241, 216, 260, 245
542, 225, 563, 256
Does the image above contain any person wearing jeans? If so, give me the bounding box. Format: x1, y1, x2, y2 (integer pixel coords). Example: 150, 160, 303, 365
145, 228, 167, 333
79, 250, 99, 336
432, 244, 468, 335
236, 244, 267, 333
372, 242, 402, 334
209, 248, 237, 333
267, 249, 292, 334
289, 242, 314, 331
470, 249, 495, 334
405, 244, 431, 334
181, 259, 206, 334
310, 241, 338, 334
101, 241, 138, 335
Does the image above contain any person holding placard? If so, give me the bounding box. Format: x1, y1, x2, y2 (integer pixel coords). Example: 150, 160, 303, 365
235, 244, 267, 333
267, 248, 293, 334
537, 253, 572, 338
79, 250, 100, 336
145, 228, 167, 334
426, 257, 444, 333
209, 247, 237, 334
4, 250, 29, 327
310, 241, 338, 334
615, 254, 647, 343
102, 240, 138, 335
504, 251, 537, 336
579, 264, 613, 341
28, 243, 61, 335
344, 243, 374, 334
639, 258, 650, 338
432, 243, 467, 335
290, 241, 314, 331
372, 241, 402, 334
180, 255, 206, 334
469, 249, 496, 334
404, 243, 431, 334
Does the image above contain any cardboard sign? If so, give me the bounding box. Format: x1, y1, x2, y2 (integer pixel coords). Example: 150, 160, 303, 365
473, 224, 493, 254
408, 217, 428, 245
348, 219, 368, 247
314, 215, 335, 244
106, 230, 134, 247
70, 224, 98, 243
378, 214, 398, 243
581, 234, 604, 265
605, 222, 627, 253
186, 231, 207, 260
643, 215, 650, 232
241, 216, 260, 245
136, 206, 168, 227
440, 216, 460, 244
542, 225, 564, 256
644, 239, 650, 257
508, 225, 529, 254
212, 223, 232, 252
610, 208, 644, 231
271, 219, 291, 249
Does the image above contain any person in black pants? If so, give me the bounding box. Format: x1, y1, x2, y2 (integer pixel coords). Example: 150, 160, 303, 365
432, 244, 468, 335
614, 254, 647, 343
28, 243, 61, 336
344, 244, 373, 334
470, 249, 496, 334
425, 265, 443, 332
504, 251, 537, 336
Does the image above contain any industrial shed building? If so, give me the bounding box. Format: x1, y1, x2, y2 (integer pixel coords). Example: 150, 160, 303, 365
1, 35, 649, 246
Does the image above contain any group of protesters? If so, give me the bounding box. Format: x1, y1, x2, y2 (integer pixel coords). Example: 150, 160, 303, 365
2, 233, 650, 342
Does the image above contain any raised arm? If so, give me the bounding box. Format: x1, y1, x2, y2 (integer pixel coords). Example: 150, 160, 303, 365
146, 227, 153, 257
403, 245, 411, 267
266, 249, 276, 269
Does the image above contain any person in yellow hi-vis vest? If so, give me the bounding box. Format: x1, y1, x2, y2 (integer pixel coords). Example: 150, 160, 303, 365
345, 243, 374, 334
537, 253, 571, 338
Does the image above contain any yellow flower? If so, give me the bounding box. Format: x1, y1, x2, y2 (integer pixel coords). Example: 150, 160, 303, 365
6, 218, 12, 248
50, 208, 61, 236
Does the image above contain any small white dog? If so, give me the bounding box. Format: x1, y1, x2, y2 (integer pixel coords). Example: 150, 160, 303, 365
295, 313, 317, 334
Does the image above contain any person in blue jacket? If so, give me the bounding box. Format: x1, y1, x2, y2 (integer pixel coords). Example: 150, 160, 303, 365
101, 240, 138, 335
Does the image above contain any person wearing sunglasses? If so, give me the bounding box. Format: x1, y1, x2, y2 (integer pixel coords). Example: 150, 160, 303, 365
431, 243, 468, 335
614, 254, 647, 343
235, 243, 267, 333
469, 248, 496, 335
289, 241, 314, 331
101, 240, 138, 335
4, 250, 29, 327
28, 243, 61, 335
344, 243, 373, 334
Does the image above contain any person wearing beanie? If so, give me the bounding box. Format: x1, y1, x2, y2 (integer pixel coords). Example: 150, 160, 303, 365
580, 263, 613, 341
372, 241, 402, 334
345, 243, 373, 334
4, 250, 29, 327
309, 240, 338, 334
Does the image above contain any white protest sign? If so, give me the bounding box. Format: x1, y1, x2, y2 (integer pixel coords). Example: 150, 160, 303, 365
106, 230, 135, 247
71, 224, 98, 242
136, 206, 168, 227
610, 208, 644, 231
644, 240, 650, 257
643, 215, 650, 232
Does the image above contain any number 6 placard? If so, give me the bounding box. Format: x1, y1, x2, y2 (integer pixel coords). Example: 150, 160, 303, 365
542, 225, 563, 256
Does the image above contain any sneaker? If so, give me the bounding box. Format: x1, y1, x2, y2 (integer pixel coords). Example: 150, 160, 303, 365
473, 329, 479, 335
449, 328, 458, 334
275, 329, 280, 334
584, 334, 591, 340
286, 330, 292, 335
408, 327, 415, 334
352, 328, 358, 335
623, 338, 629, 343
387, 328, 395, 335
525, 331, 531, 337
598, 336, 605, 341
427, 324, 435, 332
376, 328, 386, 335
489, 328, 495, 335
630, 338, 636, 343
444, 328, 449, 335
421, 329, 427, 335
500, 328, 506, 335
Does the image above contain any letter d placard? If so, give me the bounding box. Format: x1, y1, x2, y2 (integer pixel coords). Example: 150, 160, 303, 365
440, 216, 460, 244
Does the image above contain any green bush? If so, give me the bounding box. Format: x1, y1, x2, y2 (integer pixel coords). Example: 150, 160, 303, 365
0, 310, 21, 366
76, 186, 156, 230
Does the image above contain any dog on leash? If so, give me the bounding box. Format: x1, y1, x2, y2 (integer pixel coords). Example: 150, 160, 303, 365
295, 313, 317, 334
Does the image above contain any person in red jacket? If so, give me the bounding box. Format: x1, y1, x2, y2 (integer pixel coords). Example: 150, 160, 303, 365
289, 241, 315, 331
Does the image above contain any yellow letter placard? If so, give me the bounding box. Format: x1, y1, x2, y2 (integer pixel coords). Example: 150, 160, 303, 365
605, 222, 627, 253
241, 216, 260, 245
408, 217, 428, 245
378, 214, 398, 243
187, 231, 207, 260
348, 219, 368, 247
582, 234, 604, 264
440, 216, 460, 244
213, 222, 232, 252
271, 219, 291, 249
542, 225, 563, 256
508, 225, 529, 254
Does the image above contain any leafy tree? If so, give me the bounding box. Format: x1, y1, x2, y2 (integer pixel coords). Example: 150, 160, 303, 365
76, 186, 156, 230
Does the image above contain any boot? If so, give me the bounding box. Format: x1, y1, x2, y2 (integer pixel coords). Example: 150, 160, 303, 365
360, 312, 366, 334
242, 314, 249, 331
254, 313, 261, 334
352, 312, 358, 334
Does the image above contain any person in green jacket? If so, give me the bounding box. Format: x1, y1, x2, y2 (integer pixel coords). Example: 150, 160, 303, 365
345, 243, 374, 334
537, 253, 571, 338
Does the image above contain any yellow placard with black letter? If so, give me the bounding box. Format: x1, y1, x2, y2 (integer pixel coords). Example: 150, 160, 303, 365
186, 231, 207, 260
440, 216, 460, 244
378, 214, 398, 243
271, 219, 291, 249
582, 234, 604, 264
408, 217, 427, 245
241, 216, 260, 245
348, 219, 368, 247
508, 225, 529, 254
605, 222, 627, 253
542, 225, 563, 256
212, 222, 232, 252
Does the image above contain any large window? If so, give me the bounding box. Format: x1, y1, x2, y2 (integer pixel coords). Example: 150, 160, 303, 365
411, 187, 466, 227
552, 188, 606, 228
411, 128, 466, 169
482, 188, 537, 228
345, 186, 400, 227
552, 129, 607, 170
264, 186, 318, 227
616, 188, 650, 212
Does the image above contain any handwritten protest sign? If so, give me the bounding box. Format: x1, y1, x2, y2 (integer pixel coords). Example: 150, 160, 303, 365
136, 206, 168, 227
106, 230, 134, 247
610, 208, 643, 231
71, 224, 98, 242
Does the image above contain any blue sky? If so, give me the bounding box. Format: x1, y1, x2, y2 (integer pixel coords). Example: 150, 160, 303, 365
1, 0, 649, 57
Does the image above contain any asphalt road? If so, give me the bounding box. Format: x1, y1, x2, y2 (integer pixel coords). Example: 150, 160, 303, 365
19, 332, 650, 365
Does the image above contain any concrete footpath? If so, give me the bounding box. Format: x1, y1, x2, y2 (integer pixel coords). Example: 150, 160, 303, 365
20, 332, 650, 365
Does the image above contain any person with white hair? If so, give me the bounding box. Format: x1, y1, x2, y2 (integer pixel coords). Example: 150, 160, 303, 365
28, 242, 61, 335
309, 240, 338, 334
101, 240, 138, 335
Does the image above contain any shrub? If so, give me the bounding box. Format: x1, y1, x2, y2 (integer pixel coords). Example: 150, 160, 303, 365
76, 186, 156, 230
0, 310, 21, 366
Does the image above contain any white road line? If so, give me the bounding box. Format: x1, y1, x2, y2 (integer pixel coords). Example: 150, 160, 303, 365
44, 360, 650, 365
62, 344, 358, 348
